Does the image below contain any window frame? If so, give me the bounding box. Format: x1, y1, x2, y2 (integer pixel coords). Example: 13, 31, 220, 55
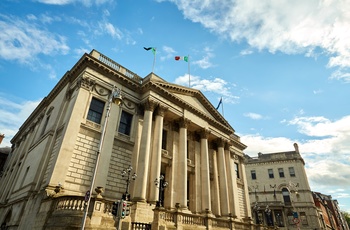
268, 169, 274, 178
251, 170, 257, 180
118, 110, 133, 136
278, 168, 285, 178
234, 162, 240, 179
87, 97, 105, 124
289, 167, 296, 177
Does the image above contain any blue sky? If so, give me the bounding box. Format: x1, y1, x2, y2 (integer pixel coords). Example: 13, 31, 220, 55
1, 0, 350, 213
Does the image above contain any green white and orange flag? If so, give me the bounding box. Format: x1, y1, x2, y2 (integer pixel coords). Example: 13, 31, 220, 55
175, 56, 189, 62
175, 55, 191, 87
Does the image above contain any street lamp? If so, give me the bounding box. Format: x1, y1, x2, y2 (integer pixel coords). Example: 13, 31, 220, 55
265, 205, 272, 226
81, 87, 123, 230
154, 175, 168, 207
121, 166, 137, 201
253, 202, 260, 224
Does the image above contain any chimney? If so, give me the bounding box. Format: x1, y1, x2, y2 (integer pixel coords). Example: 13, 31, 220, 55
293, 143, 299, 154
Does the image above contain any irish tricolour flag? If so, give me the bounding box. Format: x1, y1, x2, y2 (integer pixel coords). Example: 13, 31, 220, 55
175, 56, 189, 62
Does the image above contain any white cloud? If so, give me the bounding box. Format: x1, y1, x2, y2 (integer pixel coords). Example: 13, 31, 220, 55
165, 0, 350, 80
192, 46, 215, 69
174, 75, 239, 104
0, 97, 41, 147
244, 112, 264, 120
160, 46, 176, 61
99, 21, 123, 40
0, 14, 69, 64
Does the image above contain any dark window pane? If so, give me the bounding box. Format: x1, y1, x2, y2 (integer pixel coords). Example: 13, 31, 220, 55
251, 170, 257, 180
278, 168, 285, 178
289, 167, 296, 177
87, 98, 105, 124
162, 130, 167, 150
268, 169, 274, 178
118, 111, 133, 135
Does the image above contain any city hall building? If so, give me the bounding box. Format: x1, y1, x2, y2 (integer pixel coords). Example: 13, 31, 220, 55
0, 50, 253, 229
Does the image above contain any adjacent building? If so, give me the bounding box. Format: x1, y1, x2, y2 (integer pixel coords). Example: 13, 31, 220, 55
245, 143, 322, 229
313, 192, 350, 230
0, 50, 253, 229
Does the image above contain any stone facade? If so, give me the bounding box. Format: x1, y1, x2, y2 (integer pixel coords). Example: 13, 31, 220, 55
0, 50, 254, 230
244, 143, 322, 229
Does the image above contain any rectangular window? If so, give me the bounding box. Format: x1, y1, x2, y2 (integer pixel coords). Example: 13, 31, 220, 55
289, 167, 296, 177
162, 130, 167, 150
118, 111, 133, 136
87, 98, 105, 124
235, 163, 240, 178
300, 212, 308, 225
268, 169, 274, 178
278, 168, 285, 178
251, 170, 256, 180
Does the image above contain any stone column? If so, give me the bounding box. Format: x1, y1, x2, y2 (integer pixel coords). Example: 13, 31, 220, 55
217, 138, 230, 216
211, 148, 221, 216
240, 158, 252, 218
225, 146, 240, 218
149, 105, 167, 203
200, 128, 212, 212
174, 117, 190, 208
133, 99, 156, 202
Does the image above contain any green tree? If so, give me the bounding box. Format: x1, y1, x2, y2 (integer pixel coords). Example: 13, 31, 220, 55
342, 211, 350, 228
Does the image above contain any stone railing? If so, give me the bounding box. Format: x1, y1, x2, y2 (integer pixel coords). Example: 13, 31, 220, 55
152, 207, 259, 230
90, 50, 143, 84
55, 195, 86, 211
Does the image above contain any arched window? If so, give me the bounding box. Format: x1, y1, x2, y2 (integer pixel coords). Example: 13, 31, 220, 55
282, 188, 291, 205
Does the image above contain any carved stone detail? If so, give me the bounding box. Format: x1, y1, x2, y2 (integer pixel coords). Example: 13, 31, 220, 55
217, 138, 225, 148
77, 76, 96, 90
143, 99, 157, 112
156, 104, 168, 117
200, 128, 211, 139
178, 117, 191, 129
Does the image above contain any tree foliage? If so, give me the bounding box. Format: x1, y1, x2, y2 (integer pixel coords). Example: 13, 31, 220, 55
342, 211, 350, 228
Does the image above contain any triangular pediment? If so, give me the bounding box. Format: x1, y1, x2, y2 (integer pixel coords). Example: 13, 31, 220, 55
172, 92, 216, 119
144, 77, 233, 132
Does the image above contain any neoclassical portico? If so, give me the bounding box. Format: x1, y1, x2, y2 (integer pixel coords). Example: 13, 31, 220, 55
130, 97, 248, 218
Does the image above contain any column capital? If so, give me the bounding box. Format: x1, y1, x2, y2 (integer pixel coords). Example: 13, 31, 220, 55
143, 99, 157, 112
77, 76, 96, 91
179, 117, 191, 129
200, 128, 211, 139
217, 138, 226, 148
156, 104, 168, 117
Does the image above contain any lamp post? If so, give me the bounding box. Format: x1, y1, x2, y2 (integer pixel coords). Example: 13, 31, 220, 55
253, 202, 260, 224
81, 87, 123, 230
265, 205, 272, 226
154, 175, 168, 207
121, 165, 137, 201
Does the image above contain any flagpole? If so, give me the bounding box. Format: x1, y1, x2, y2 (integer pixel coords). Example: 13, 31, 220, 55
152, 48, 156, 73
188, 54, 190, 87
221, 97, 224, 117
